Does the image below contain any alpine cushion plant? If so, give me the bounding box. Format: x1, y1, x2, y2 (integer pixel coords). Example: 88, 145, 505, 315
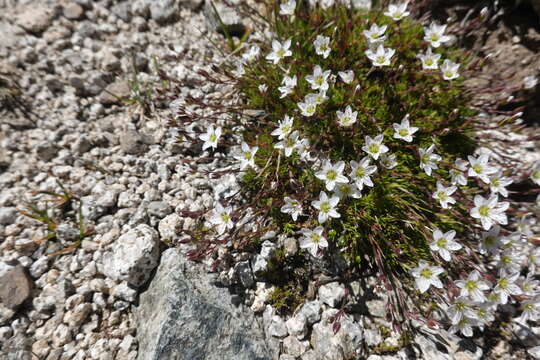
171, 0, 540, 343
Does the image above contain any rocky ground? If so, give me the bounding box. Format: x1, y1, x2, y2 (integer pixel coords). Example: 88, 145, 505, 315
0, 1, 539, 360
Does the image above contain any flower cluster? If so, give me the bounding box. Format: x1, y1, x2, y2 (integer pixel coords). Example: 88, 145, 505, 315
191, 0, 540, 342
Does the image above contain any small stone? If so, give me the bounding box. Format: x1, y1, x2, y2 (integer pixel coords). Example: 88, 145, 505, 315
120, 129, 148, 155
52, 324, 72, 347
150, 0, 179, 24
282, 237, 298, 257
63, 3, 84, 20
318, 282, 346, 308
298, 300, 321, 325
269, 315, 288, 338
0, 326, 13, 342
233, 261, 254, 288
55, 223, 80, 243
111, 282, 137, 302
0, 263, 32, 310
99, 80, 130, 105
35, 143, 60, 161
158, 213, 182, 242
0, 207, 17, 225
148, 201, 172, 218
33, 295, 56, 313
16, 6, 55, 33
283, 335, 310, 357
250, 282, 272, 313
64, 303, 92, 329
32, 338, 50, 358
102, 224, 160, 287
285, 314, 307, 338
252, 241, 276, 277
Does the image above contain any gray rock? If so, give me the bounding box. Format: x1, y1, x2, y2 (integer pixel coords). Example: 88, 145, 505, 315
233, 260, 254, 288
298, 300, 321, 325
120, 129, 148, 155
283, 336, 309, 357
16, 5, 56, 33
0, 207, 17, 225
99, 80, 131, 105
158, 213, 183, 242
135, 248, 275, 360
63, 3, 85, 20
147, 201, 172, 218
112, 2, 133, 22
285, 314, 307, 338
0, 263, 32, 310
112, 282, 138, 303
252, 241, 276, 278
56, 223, 80, 243
268, 315, 288, 338
102, 224, 160, 287
35, 142, 60, 161
29, 257, 49, 278
318, 282, 346, 308
149, 0, 179, 24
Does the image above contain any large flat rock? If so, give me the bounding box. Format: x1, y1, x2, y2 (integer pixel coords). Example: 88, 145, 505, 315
135, 248, 275, 360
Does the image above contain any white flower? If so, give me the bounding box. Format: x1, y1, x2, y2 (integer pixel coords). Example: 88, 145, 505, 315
519, 298, 540, 323
333, 183, 362, 200
417, 47, 441, 70
279, 0, 296, 16
497, 249, 522, 275
319, 0, 334, 9
298, 95, 318, 117
489, 171, 513, 197
433, 182, 457, 209
278, 75, 297, 98
232, 61, 245, 77
274, 130, 301, 157
470, 194, 509, 231
363, 23, 388, 43
349, 157, 377, 190
449, 317, 477, 337
410, 260, 444, 293
467, 154, 497, 184
233, 142, 258, 170
423, 22, 451, 48
297, 137, 313, 161
430, 229, 461, 261
516, 215, 534, 237
266, 39, 292, 64
199, 125, 222, 150
314, 35, 331, 59
315, 160, 349, 191
450, 158, 468, 186
258, 84, 268, 93
242, 45, 260, 62
455, 270, 491, 302
209, 202, 234, 235
338, 70, 354, 84
493, 272, 522, 305
441, 59, 460, 80
312, 191, 340, 224
312, 90, 328, 105
271, 115, 294, 140
300, 226, 328, 257
336, 105, 358, 127
447, 297, 476, 325
419, 144, 441, 176
281, 196, 303, 221
531, 161, 540, 185
472, 302, 495, 328
380, 153, 397, 169
366, 45, 396, 67
521, 274, 540, 296
384, 2, 410, 21
392, 114, 418, 142
306, 65, 331, 91
478, 225, 502, 255
362, 134, 389, 160
524, 75, 538, 90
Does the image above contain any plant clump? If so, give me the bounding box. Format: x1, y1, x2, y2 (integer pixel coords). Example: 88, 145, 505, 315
172, 0, 540, 339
